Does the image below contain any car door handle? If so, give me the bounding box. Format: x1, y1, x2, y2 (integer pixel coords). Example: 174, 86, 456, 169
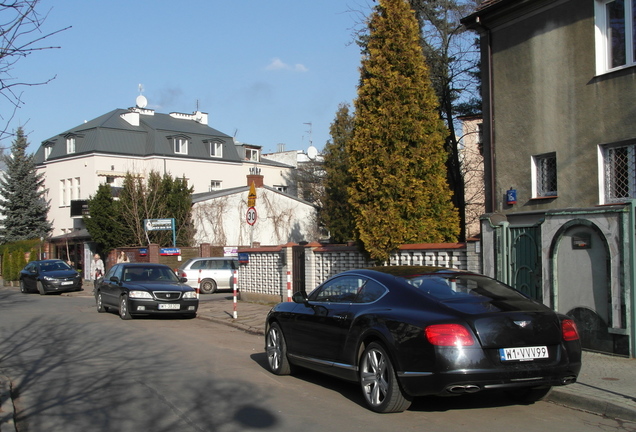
333, 314, 348, 321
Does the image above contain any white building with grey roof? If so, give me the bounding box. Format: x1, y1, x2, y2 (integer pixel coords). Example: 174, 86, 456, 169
34, 99, 299, 263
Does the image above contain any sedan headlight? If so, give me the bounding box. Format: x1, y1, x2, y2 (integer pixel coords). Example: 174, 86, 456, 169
182, 291, 198, 299
128, 290, 153, 299
43, 276, 57, 282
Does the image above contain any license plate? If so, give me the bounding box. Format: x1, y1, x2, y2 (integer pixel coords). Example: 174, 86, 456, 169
158, 303, 180, 310
500, 346, 548, 361
61, 281, 73, 286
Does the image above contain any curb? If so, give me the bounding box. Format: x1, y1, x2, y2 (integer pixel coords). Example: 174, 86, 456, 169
196, 314, 265, 336
547, 387, 636, 423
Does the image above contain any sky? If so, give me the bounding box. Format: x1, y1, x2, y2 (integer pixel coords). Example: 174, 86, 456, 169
8, 1, 372, 155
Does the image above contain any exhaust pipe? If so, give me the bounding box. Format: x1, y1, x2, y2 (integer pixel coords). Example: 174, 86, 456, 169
561, 376, 577, 385
447, 384, 481, 394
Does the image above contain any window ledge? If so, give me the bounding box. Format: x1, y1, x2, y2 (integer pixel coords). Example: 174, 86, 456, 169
530, 195, 558, 201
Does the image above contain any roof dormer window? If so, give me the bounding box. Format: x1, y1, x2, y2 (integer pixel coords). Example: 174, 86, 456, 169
173, 137, 189, 155
246, 148, 259, 162
210, 141, 223, 158
66, 137, 76, 154
44, 144, 53, 160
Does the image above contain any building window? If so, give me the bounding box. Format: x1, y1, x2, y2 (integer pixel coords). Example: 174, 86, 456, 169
532, 153, 557, 197
173, 137, 189, 155
72, 177, 80, 201
595, 0, 636, 73
60, 179, 69, 206
66, 137, 76, 154
602, 143, 636, 202
210, 142, 223, 158
209, 180, 222, 191
274, 185, 288, 193
44, 145, 52, 160
245, 148, 259, 161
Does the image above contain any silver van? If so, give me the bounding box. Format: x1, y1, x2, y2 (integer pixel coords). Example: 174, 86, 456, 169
177, 257, 238, 294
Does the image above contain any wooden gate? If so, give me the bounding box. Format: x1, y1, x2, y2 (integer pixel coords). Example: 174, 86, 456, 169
291, 245, 306, 293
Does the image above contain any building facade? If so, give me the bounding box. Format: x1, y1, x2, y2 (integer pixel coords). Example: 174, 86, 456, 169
463, 0, 636, 356
34, 99, 297, 273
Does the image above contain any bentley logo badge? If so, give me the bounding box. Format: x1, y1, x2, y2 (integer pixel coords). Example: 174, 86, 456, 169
514, 320, 531, 328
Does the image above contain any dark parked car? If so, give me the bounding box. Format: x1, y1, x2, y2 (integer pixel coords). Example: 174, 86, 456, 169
94, 263, 199, 320
265, 266, 582, 413
20, 259, 83, 295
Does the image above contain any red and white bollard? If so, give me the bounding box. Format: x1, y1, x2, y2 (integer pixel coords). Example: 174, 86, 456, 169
232, 269, 238, 319
195, 269, 201, 298
287, 270, 292, 302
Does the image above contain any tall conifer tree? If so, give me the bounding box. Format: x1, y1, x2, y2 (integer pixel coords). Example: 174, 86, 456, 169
0, 127, 52, 242
323, 102, 356, 243
348, 0, 459, 261
83, 183, 131, 252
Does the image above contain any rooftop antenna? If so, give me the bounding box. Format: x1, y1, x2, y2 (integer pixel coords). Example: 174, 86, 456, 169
303, 122, 313, 146
136, 84, 147, 108
304, 122, 318, 160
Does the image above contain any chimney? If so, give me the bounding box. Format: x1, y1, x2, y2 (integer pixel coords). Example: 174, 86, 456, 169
247, 166, 263, 187
247, 174, 264, 188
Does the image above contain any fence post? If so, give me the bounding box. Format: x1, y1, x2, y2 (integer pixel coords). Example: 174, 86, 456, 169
233, 269, 238, 319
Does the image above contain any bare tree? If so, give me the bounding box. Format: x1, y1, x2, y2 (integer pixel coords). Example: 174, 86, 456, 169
409, 0, 481, 241
1, 1, 69, 141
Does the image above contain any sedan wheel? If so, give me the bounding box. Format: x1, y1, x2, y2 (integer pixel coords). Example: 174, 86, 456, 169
36, 281, 46, 296
199, 279, 217, 294
266, 323, 291, 375
359, 342, 411, 413
96, 292, 107, 313
119, 294, 132, 320
19, 280, 28, 294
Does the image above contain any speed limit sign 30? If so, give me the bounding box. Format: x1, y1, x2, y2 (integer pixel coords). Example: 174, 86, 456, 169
246, 206, 257, 225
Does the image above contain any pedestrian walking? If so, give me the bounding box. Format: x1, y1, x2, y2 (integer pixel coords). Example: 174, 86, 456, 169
117, 251, 130, 263
91, 253, 105, 287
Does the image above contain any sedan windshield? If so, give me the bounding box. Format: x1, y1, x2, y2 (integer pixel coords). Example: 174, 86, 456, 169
40, 261, 72, 272
122, 267, 179, 283
402, 274, 528, 302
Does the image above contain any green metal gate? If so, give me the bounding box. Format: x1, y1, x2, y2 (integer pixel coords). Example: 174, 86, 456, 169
497, 223, 542, 302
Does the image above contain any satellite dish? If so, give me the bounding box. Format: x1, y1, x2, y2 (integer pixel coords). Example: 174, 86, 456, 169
136, 95, 148, 108
307, 145, 318, 160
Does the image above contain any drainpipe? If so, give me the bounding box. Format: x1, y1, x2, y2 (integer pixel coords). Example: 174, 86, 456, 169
628, 201, 636, 357
476, 16, 496, 212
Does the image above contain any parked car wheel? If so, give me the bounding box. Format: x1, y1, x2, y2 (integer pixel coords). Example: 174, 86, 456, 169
37, 281, 46, 295
96, 292, 107, 313
119, 294, 132, 320
266, 323, 291, 375
199, 278, 217, 294
20, 280, 28, 294
359, 342, 412, 413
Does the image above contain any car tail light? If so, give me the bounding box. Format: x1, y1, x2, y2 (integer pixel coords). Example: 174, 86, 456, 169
561, 319, 579, 341
425, 324, 474, 346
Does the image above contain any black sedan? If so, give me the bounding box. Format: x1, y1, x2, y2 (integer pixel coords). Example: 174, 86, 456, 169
95, 263, 198, 320
264, 266, 582, 413
20, 259, 83, 295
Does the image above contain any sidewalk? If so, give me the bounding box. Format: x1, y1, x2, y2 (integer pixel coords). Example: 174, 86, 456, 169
1, 292, 635, 431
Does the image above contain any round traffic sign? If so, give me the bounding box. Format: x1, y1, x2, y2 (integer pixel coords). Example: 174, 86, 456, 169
246, 206, 257, 226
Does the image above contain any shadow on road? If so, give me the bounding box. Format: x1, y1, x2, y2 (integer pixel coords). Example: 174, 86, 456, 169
0, 289, 281, 431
